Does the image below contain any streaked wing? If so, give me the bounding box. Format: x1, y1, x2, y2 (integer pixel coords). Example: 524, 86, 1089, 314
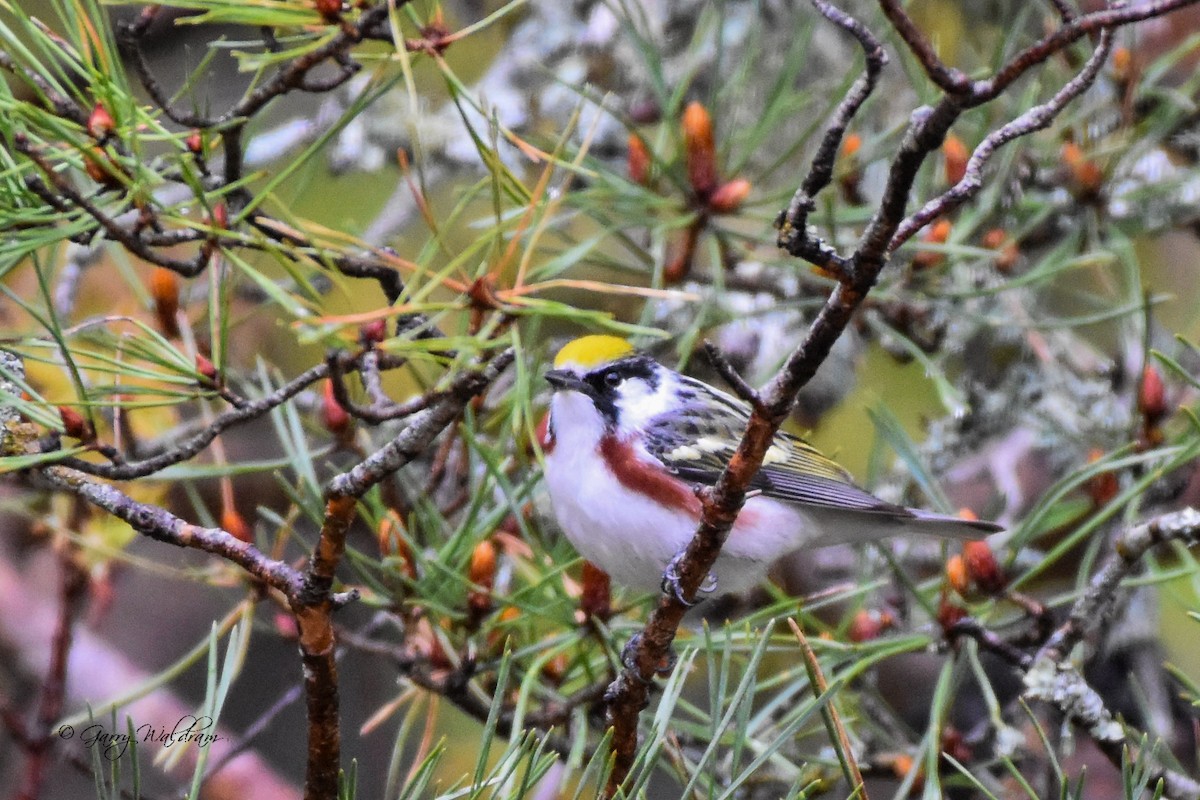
643, 376, 913, 516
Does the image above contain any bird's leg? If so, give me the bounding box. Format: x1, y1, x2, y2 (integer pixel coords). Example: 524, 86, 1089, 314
619, 633, 677, 680
661, 548, 718, 606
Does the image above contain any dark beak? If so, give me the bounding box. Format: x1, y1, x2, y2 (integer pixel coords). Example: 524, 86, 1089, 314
545, 369, 589, 394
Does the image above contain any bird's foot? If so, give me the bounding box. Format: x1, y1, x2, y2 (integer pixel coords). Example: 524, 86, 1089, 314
661, 549, 718, 606
620, 633, 677, 681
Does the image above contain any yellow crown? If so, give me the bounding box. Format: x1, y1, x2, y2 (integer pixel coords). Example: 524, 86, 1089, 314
553, 335, 635, 370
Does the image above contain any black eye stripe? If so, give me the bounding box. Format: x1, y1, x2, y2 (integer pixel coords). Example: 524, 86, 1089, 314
582, 356, 659, 429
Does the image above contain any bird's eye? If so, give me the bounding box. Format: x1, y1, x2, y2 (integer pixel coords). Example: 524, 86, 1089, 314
603, 371, 622, 388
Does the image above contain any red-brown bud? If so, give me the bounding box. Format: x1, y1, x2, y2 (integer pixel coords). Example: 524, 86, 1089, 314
377, 511, 416, 577
942, 133, 969, 185
221, 506, 253, 543
627, 134, 651, 186
682, 101, 718, 197
962, 540, 1006, 594
890, 754, 918, 782
912, 218, 952, 270
194, 353, 218, 385
486, 605, 522, 653
87, 103, 115, 141
359, 318, 388, 345
541, 653, 569, 684
83, 146, 121, 188
663, 220, 701, 283
467, 539, 497, 616
185, 130, 203, 154
1085, 448, 1119, 507
150, 267, 181, 339
412, 617, 451, 670
468, 539, 497, 589
981, 227, 1019, 273
940, 726, 973, 764
936, 593, 968, 632
847, 608, 895, 642
837, 132, 864, 204
534, 411, 554, 455
321, 379, 352, 435
314, 0, 342, 20
944, 554, 970, 596
1111, 46, 1133, 84
1139, 365, 1167, 423
628, 99, 662, 125
58, 406, 94, 442
708, 178, 751, 214
841, 132, 862, 158
1062, 141, 1103, 199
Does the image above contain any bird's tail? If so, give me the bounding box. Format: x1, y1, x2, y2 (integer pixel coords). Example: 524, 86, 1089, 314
904, 508, 1003, 540
809, 507, 1002, 547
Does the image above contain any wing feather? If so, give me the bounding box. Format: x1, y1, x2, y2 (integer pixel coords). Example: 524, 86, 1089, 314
644, 378, 911, 515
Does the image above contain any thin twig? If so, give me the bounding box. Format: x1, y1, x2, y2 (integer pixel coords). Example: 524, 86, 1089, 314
291, 347, 512, 800
877, 0, 971, 95
777, 0, 887, 275
888, 28, 1114, 252
39, 464, 304, 597
701, 341, 764, 411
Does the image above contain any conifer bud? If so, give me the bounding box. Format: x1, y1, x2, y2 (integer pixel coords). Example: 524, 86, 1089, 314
315, 0, 342, 21
682, 101, 718, 197
87, 103, 115, 141
1139, 365, 1166, 423
944, 554, 970, 596
936, 593, 967, 632
847, 608, 894, 642
360, 318, 388, 345
83, 146, 121, 189
912, 219, 952, 269
962, 540, 1006, 594
467, 539, 497, 615
321, 379, 351, 435
194, 353, 218, 385
58, 406, 94, 442
1085, 448, 1118, 507
377, 511, 416, 577
942, 133, 968, 185
221, 506, 253, 543
150, 267, 181, 339
841, 132, 862, 158
708, 178, 751, 214
627, 134, 650, 186
1062, 141, 1103, 198
981, 227, 1019, 273
1111, 46, 1132, 84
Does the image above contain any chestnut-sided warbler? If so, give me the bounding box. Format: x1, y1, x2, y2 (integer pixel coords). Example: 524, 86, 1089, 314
542, 335, 1001, 597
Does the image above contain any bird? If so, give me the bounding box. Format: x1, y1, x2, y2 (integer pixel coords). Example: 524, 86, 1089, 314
540, 334, 1001, 600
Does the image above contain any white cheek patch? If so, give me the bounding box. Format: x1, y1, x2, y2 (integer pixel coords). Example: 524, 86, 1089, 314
614, 369, 675, 435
